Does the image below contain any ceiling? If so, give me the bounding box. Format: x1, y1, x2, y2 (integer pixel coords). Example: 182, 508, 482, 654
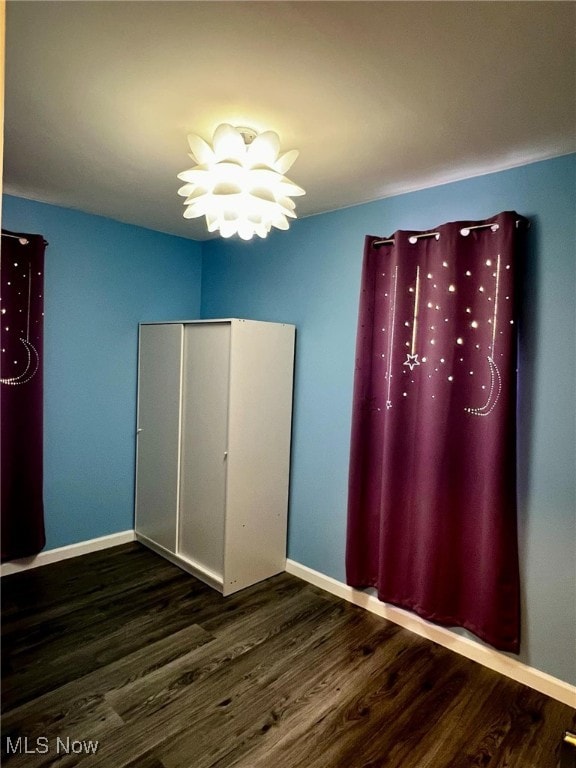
3, 1, 575, 241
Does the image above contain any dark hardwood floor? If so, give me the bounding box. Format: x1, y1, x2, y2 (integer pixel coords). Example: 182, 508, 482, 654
1, 543, 574, 767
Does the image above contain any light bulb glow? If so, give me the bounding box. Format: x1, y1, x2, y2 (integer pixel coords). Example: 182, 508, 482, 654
177, 123, 305, 240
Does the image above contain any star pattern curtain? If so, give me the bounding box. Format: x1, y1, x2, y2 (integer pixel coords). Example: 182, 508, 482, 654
1, 230, 47, 562
346, 212, 526, 652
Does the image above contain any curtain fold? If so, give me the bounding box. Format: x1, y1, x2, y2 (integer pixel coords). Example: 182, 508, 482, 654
1, 230, 47, 562
346, 211, 525, 652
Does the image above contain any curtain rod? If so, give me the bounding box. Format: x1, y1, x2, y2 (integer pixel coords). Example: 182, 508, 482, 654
373, 219, 529, 248
2, 233, 30, 245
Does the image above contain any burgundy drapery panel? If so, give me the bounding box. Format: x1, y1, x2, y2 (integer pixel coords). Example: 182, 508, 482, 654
346, 212, 525, 653
1, 230, 47, 562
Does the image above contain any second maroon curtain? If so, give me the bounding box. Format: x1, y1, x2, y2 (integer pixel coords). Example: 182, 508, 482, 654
346, 212, 525, 652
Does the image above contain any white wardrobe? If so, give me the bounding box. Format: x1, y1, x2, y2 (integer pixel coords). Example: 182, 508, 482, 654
134, 319, 295, 596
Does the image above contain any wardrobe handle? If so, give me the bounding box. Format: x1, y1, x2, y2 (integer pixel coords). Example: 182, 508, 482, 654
223, 451, 228, 460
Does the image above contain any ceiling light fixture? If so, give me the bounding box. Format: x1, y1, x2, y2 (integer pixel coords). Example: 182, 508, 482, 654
177, 123, 305, 241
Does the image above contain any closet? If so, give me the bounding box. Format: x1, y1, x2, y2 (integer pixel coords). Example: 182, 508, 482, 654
134, 319, 295, 595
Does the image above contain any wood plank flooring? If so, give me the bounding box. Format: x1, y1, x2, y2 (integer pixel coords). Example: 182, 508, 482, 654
1, 543, 574, 767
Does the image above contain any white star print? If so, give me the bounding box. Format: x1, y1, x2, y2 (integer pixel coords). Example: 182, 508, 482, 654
403, 353, 420, 371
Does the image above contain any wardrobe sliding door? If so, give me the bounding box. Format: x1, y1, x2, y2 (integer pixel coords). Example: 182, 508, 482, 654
135, 323, 183, 552
178, 322, 230, 584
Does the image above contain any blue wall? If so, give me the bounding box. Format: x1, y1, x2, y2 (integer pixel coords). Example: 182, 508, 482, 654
201, 154, 576, 684
2, 196, 202, 550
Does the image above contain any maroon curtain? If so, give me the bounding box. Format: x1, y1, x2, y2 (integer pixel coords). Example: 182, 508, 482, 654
346, 212, 525, 653
1, 230, 47, 562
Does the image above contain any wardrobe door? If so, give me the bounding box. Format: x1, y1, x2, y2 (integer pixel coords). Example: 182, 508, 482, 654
178, 322, 230, 583
135, 324, 183, 552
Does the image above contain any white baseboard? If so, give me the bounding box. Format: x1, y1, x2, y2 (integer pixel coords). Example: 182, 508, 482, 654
286, 558, 576, 708
0, 531, 136, 577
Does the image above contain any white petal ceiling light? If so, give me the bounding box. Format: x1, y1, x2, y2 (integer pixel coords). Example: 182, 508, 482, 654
177, 124, 305, 241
